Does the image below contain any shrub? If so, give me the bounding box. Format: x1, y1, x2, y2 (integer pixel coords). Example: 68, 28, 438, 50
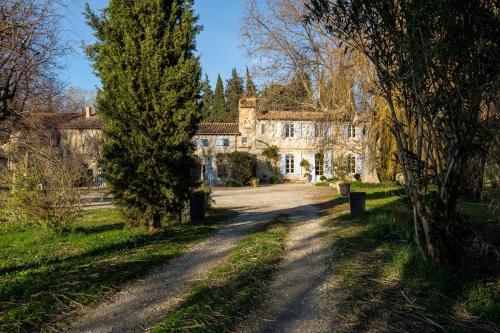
224, 180, 241, 187
320, 175, 327, 182
269, 176, 281, 184
354, 173, 361, 181
1, 140, 86, 233
216, 152, 257, 185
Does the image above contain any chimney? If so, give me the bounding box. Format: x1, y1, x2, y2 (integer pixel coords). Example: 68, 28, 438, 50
85, 106, 92, 119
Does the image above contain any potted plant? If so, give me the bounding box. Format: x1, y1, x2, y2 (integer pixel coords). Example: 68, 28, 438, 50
250, 177, 260, 187
333, 156, 351, 197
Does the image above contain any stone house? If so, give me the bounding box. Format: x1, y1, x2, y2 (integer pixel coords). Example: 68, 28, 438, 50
195, 98, 379, 185
1, 99, 379, 186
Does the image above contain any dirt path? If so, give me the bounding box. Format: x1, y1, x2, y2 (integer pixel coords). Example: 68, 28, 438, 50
66, 184, 331, 333
235, 190, 333, 333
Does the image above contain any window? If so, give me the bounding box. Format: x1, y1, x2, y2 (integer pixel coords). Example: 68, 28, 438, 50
223, 138, 230, 147
346, 155, 356, 173
285, 123, 294, 138
202, 139, 209, 147
314, 123, 323, 137
242, 137, 248, 145
348, 124, 356, 138
315, 153, 324, 176
285, 154, 295, 174
261, 123, 266, 134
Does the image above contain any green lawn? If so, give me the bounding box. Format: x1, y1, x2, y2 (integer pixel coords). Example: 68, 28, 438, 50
152, 215, 289, 333
0, 208, 232, 332
322, 182, 499, 332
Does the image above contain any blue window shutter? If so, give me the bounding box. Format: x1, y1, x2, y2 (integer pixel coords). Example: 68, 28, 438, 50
294, 122, 302, 139
195, 139, 202, 148
307, 123, 314, 138
309, 153, 315, 181
356, 155, 363, 174
280, 153, 286, 176
355, 125, 363, 140
325, 152, 333, 178
277, 122, 284, 138
294, 153, 302, 175
342, 123, 349, 139
215, 137, 222, 147
325, 123, 332, 137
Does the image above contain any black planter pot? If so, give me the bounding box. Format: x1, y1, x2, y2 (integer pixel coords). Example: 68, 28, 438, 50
349, 192, 366, 217
190, 193, 207, 222
339, 183, 351, 197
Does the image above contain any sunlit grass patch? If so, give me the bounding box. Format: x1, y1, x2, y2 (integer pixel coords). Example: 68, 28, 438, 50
323, 182, 499, 332
0, 208, 231, 332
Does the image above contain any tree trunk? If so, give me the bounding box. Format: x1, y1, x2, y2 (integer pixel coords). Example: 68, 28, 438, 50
148, 214, 161, 232
460, 149, 487, 201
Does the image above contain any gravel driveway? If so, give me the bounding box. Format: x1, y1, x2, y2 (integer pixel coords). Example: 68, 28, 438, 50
66, 184, 333, 333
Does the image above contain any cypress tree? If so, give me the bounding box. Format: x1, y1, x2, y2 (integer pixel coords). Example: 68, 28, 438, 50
225, 68, 244, 121
200, 74, 213, 120
244, 66, 257, 98
86, 0, 202, 230
210, 74, 227, 121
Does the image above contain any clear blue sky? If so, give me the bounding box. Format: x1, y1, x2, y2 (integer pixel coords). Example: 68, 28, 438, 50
58, 0, 248, 90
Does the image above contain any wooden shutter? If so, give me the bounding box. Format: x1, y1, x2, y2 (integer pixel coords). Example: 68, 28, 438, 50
294, 122, 302, 139
294, 152, 302, 175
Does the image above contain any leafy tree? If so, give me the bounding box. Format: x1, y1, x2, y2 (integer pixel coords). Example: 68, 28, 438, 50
200, 74, 213, 120
86, 0, 202, 230
244, 66, 257, 97
225, 68, 244, 121
210, 74, 227, 121
308, 0, 499, 263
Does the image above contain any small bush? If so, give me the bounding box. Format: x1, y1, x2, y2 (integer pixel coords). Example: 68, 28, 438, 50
216, 152, 257, 185
224, 180, 241, 187
1, 139, 86, 233
269, 176, 281, 184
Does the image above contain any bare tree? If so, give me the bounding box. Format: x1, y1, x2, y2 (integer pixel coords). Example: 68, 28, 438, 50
0, 0, 65, 127
242, 0, 374, 119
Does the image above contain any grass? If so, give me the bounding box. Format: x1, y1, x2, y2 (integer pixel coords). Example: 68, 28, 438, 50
0, 208, 233, 332
321, 182, 499, 332
151, 215, 289, 333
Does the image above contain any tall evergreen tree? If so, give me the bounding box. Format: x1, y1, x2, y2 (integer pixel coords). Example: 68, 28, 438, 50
210, 74, 227, 121
200, 74, 213, 120
86, 0, 202, 230
244, 66, 257, 97
225, 68, 244, 121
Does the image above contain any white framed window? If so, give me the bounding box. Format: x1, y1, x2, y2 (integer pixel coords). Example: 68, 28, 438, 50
242, 137, 248, 145
314, 123, 323, 137
285, 154, 295, 174
315, 153, 324, 176
346, 155, 356, 173
284, 123, 294, 138
261, 123, 266, 134
348, 124, 356, 138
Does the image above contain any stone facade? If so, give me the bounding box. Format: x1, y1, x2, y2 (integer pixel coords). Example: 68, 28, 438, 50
1, 100, 379, 186
195, 98, 379, 185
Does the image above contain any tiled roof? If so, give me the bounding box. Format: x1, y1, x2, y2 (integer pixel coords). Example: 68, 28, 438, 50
196, 123, 240, 135
59, 115, 103, 129
257, 111, 331, 121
